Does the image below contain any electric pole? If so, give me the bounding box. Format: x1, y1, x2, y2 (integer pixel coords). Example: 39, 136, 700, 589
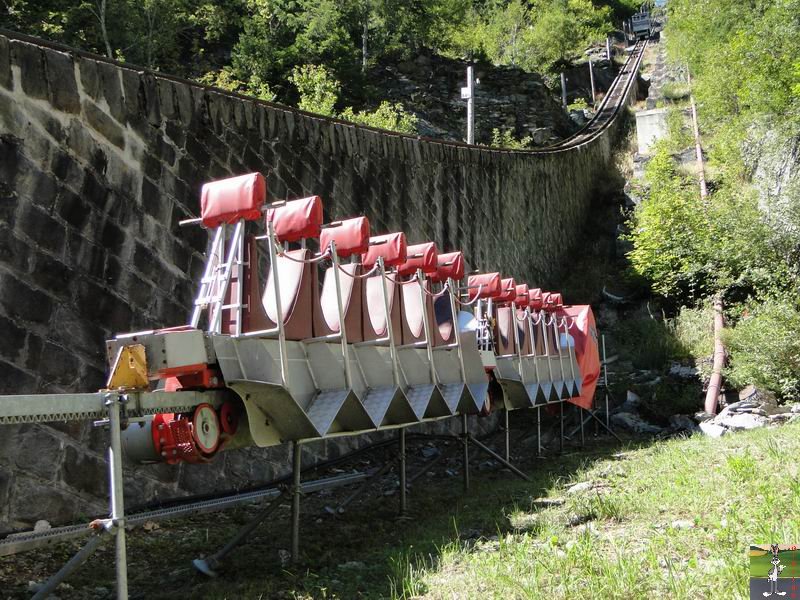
461, 66, 475, 144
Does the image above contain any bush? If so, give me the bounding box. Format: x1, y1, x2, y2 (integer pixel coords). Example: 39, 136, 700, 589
340, 102, 418, 134
661, 82, 691, 102
723, 296, 800, 399
289, 64, 340, 116
614, 314, 683, 370
490, 128, 533, 149
671, 303, 714, 362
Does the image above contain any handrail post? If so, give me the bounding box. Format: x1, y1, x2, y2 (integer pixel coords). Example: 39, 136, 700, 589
377, 257, 401, 388
416, 269, 438, 386
266, 219, 289, 386
330, 242, 353, 389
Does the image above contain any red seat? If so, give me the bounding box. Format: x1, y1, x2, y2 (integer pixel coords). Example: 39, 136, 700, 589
515, 284, 531, 355
494, 278, 517, 355
227, 196, 323, 340
313, 217, 371, 342
466, 273, 502, 301
528, 288, 545, 354
398, 243, 438, 346
361, 233, 407, 342
431, 251, 466, 346
200, 173, 265, 227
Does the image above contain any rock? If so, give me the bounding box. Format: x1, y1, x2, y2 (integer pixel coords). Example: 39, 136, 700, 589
611, 412, 662, 434
278, 549, 291, 567
531, 497, 565, 507
738, 385, 778, 407
669, 363, 698, 378
420, 446, 440, 459
694, 411, 715, 422
670, 519, 694, 530
668, 414, 699, 433
717, 412, 768, 431
768, 413, 793, 423
33, 519, 51, 532
699, 422, 727, 438
792, 404, 800, 414
567, 481, 593, 494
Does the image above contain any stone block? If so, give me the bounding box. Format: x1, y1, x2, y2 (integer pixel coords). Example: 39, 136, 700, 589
79, 168, 110, 210
15, 425, 63, 479
10, 477, 80, 526
38, 341, 82, 388
56, 187, 91, 229
0, 313, 26, 362
78, 58, 100, 101
44, 50, 80, 114
0, 271, 54, 325
62, 445, 108, 496
82, 99, 125, 149
96, 60, 125, 122
0, 359, 38, 394
29, 250, 72, 297
0, 224, 29, 272
0, 35, 11, 90
18, 204, 65, 254
11, 40, 46, 100
50, 150, 83, 190
49, 304, 106, 358
157, 78, 177, 119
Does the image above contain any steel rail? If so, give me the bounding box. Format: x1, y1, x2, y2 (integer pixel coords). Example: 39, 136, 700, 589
0, 390, 232, 425
0, 471, 369, 557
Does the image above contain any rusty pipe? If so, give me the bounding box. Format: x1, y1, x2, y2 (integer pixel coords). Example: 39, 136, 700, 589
704, 296, 725, 414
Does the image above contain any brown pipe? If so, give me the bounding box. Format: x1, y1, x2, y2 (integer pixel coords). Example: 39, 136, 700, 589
704, 296, 725, 414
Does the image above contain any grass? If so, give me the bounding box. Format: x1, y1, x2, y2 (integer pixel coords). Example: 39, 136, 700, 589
3, 422, 800, 598
399, 422, 800, 599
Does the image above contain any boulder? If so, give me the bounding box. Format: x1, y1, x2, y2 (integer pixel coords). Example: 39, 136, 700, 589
716, 412, 768, 431
699, 422, 727, 438
611, 412, 662, 434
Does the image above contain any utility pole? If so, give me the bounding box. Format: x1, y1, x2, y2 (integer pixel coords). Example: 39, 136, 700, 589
588, 57, 596, 108
606, 36, 613, 70
461, 66, 475, 144
560, 72, 567, 109
687, 71, 708, 199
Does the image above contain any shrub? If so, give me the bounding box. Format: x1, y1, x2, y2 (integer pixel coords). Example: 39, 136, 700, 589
661, 81, 691, 102
490, 128, 532, 149
723, 296, 800, 399
340, 102, 418, 134
289, 64, 340, 116
671, 303, 714, 362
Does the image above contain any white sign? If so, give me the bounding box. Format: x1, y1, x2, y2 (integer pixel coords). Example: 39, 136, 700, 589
460, 87, 471, 100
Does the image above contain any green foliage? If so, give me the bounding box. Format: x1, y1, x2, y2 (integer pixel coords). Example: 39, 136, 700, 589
567, 97, 589, 111
664, 107, 692, 152
289, 64, 341, 116
613, 314, 683, 370
340, 101, 418, 134
671, 303, 714, 363
198, 67, 276, 102
723, 296, 800, 399
660, 82, 690, 102
490, 128, 532, 149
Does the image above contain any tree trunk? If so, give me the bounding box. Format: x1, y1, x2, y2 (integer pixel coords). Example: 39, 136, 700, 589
362, 13, 368, 73
97, 0, 113, 58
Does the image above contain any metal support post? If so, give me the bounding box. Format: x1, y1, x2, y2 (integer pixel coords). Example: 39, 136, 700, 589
106, 394, 128, 600
580, 406, 585, 446
399, 428, 407, 515
462, 66, 475, 144
589, 58, 596, 108
291, 441, 302, 564
504, 409, 510, 463
559, 401, 564, 453
606, 37, 612, 68
561, 72, 568, 108
602, 334, 610, 429
461, 414, 470, 492
536, 406, 542, 456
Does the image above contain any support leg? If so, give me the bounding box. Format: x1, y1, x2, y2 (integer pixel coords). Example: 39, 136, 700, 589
291, 441, 302, 564
536, 406, 542, 457
32, 533, 107, 599
106, 394, 128, 600
466, 434, 530, 482
580, 406, 585, 447
193, 492, 286, 577
504, 409, 511, 463
461, 414, 470, 492
399, 428, 407, 515
559, 401, 564, 453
